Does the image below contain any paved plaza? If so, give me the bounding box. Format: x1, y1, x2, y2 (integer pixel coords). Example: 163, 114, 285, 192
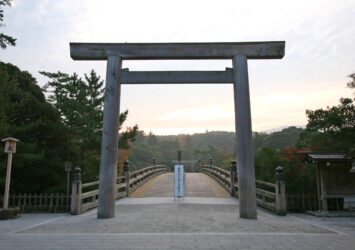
1, 173, 355, 249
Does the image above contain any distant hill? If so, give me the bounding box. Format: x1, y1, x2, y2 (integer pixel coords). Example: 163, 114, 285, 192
254, 126, 305, 150
261, 125, 306, 134
128, 126, 304, 169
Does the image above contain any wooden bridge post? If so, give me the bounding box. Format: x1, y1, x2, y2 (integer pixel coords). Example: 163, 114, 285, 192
70, 167, 82, 215
153, 158, 157, 171
275, 166, 287, 215
230, 161, 237, 197
97, 56, 122, 219
124, 161, 130, 197
233, 55, 257, 219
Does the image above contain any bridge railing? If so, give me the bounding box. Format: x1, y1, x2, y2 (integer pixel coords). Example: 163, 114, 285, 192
71, 164, 170, 215
128, 165, 169, 193
199, 165, 232, 193
198, 164, 286, 215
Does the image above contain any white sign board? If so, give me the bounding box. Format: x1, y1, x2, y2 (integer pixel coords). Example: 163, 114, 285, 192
174, 165, 184, 200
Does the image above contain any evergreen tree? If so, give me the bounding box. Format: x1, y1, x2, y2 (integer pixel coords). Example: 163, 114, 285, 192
0, 0, 16, 49
298, 97, 355, 152
41, 70, 138, 180
0, 62, 73, 193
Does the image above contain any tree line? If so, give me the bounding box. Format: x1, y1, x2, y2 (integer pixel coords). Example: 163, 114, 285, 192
0, 62, 137, 193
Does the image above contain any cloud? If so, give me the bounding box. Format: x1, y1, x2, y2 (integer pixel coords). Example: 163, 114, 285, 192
159, 104, 233, 122
2, 0, 355, 135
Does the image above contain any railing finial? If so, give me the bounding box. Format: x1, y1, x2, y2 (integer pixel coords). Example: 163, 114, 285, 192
124, 160, 130, 173
230, 160, 237, 172
275, 166, 286, 215
73, 166, 81, 181
275, 166, 284, 181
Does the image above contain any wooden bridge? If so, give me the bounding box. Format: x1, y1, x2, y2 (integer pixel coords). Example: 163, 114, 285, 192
70, 163, 286, 216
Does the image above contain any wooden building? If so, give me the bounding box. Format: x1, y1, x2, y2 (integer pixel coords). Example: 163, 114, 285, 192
303, 153, 355, 212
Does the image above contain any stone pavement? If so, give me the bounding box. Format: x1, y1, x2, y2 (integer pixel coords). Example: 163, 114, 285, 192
1, 198, 355, 249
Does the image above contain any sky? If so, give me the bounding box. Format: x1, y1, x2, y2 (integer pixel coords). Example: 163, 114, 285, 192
1, 0, 354, 135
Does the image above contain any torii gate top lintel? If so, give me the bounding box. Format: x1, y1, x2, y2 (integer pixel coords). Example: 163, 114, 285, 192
70, 41, 285, 60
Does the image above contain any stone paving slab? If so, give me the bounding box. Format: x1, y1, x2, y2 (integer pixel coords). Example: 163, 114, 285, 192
1, 233, 354, 250
1, 208, 355, 249
16, 204, 335, 234
2, 234, 355, 250
0, 213, 66, 234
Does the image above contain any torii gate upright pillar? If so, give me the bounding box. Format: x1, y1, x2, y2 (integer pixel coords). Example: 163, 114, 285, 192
97, 56, 122, 218
233, 55, 257, 219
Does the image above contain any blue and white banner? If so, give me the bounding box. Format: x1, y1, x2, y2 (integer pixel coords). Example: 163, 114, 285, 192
174, 165, 184, 199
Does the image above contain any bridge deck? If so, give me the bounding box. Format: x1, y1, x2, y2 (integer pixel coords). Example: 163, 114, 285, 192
130, 172, 230, 198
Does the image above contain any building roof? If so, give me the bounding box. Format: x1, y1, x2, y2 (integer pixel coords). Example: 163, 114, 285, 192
307, 154, 350, 160
1, 137, 19, 142
303, 152, 352, 164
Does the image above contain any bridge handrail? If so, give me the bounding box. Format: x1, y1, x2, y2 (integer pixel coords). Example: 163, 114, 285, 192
198, 164, 286, 215
256, 179, 276, 189
199, 165, 232, 192
130, 165, 167, 177
129, 165, 169, 193
81, 176, 126, 189
71, 164, 171, 215
81, 180, 99, 189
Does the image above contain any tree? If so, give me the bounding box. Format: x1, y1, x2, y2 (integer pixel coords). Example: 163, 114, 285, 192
0, 0, 16, 49
279, 152, 317, 194
41, 70, 138, 180
41, 70, 104, 150
299, 97, 355, 152
0, 62, 73, 193
297, 73, 355, 152
254, 147, 280, 182
193, 144, 231, 168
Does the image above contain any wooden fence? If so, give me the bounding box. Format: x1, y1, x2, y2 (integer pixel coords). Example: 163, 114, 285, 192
199, 165, 286, 215
286, 193, 318, 212
71, 165, 170, 215
0, 193, 70, 212
286, 194, 351, 212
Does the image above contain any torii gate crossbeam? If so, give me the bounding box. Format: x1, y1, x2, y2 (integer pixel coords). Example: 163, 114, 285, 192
69, 42, 285, 220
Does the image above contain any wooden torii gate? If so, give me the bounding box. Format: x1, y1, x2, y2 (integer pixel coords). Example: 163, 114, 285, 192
70, 42, 285, 219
